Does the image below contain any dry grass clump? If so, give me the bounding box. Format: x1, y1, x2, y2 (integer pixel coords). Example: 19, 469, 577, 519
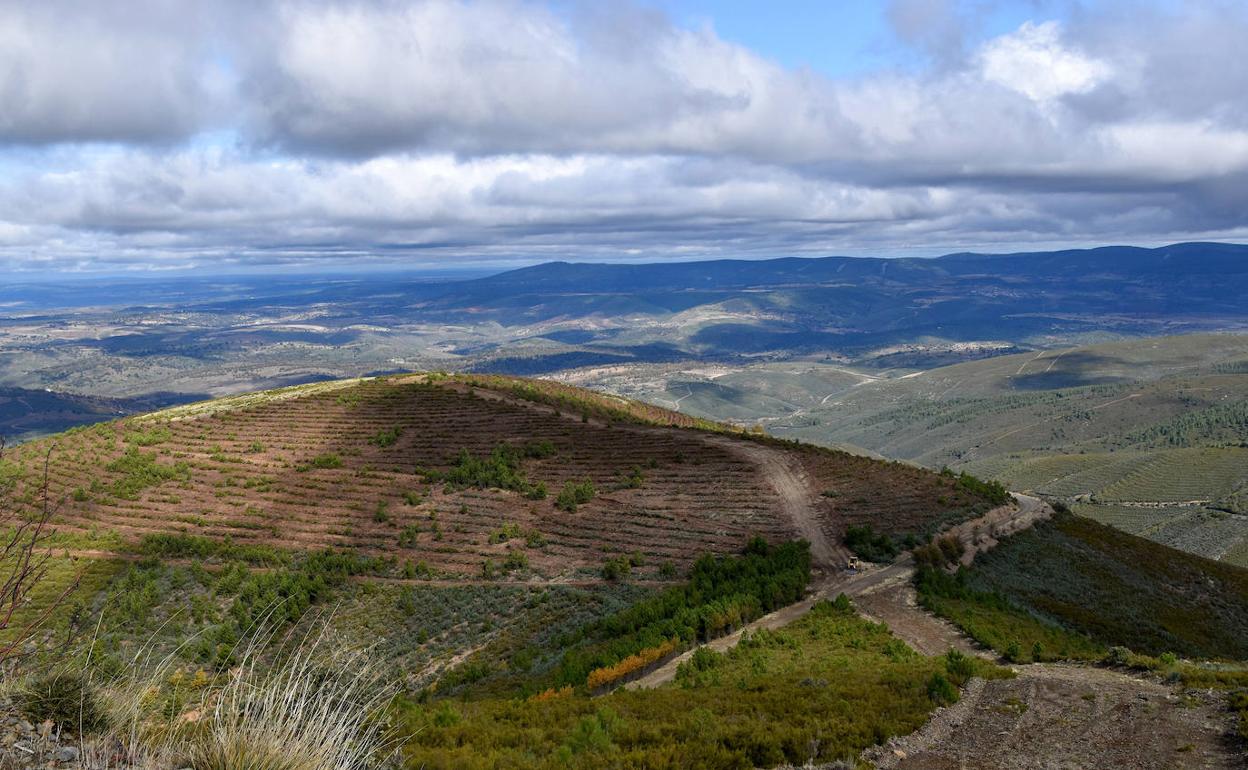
13, 613, 398, 770
180, 621, 397, 770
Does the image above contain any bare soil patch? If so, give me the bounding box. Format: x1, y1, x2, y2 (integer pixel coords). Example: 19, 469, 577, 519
864, 664, 1242, 769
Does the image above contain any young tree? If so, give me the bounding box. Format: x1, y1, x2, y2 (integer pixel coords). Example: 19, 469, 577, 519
0, 438, 79, 663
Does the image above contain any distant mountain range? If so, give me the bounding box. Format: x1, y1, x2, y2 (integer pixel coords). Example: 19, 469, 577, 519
1, 242, 1245, 425
415, 241, 1248, 364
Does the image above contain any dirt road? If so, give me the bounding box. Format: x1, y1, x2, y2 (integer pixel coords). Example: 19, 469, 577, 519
701, 434, 847, 570
625, 494, 1036, 689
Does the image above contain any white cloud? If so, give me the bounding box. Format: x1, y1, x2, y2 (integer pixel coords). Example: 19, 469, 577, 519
977, 20, 1111, 103
0, 1, 223, 144
0, 1, 1247, 271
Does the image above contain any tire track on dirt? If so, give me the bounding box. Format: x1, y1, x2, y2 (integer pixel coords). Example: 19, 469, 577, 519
699, 435, 847, 571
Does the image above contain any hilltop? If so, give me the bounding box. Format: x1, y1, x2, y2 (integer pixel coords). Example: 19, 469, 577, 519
0, 373, 1010, 688
4, 374, 1004, 580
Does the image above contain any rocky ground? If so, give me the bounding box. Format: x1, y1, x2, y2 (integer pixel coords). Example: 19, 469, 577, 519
0, 711, 86, 768
862, 664, 1243, 769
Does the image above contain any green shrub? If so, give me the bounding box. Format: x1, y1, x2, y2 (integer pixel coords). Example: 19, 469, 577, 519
602, 557, 632, 582
953, 472, 1010, 506
489, 522, 523, 544
305, 453, 343, 470
370, 427, 402, 448
1105, 646, 1132, 666
125, 426, 172, 447
398, 525, 421, 548
374, 501, 391, 523
556, 480, 596, 512
430, 443, 545, 497
1230, 691, 1248, 739
926, 672, 959, 706
553, 540, 811, 688
1004, 641, 1022, 663
503, 550, 530, 572
14, 671, 109, 733
844, 524, 898, 562
106, 448, 189, 499
943, 649, 976, 685
139, 533, 288, 566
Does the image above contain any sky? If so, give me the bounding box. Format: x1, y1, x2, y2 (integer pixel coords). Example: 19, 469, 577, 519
1, 0, 1246, 275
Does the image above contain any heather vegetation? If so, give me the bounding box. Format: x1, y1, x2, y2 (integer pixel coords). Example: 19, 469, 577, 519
105, 447, 190, 500
549, 538, 810, 691
843, 524, 904, 562
398, 598, 1012, 770
919, 513, 1248, 664
428, 441, 555, 498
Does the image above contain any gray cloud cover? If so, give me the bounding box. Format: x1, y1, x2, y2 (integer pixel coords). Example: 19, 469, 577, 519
1, 0, 1246, 272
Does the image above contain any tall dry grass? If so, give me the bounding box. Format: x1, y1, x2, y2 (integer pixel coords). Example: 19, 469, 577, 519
17, 610, 399, 770
180, 619, 397, 770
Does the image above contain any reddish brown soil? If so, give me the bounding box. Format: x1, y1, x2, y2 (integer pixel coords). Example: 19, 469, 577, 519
10, 376, 998, 577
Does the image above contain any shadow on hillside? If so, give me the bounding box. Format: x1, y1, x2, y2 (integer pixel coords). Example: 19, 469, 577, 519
1010, 352, 1130, 391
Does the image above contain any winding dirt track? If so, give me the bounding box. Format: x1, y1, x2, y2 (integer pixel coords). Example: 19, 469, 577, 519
622, 494, 1033, 690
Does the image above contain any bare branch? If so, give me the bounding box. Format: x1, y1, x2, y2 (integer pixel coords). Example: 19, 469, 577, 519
0, 437, 82, 664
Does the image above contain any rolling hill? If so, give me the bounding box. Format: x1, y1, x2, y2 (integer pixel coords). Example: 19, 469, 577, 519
4, 375, 1005, 580
3, 243, 1246, 425
761, 334, 1248, 565
4, 373, 1246, 769
0, 373, 1011, 687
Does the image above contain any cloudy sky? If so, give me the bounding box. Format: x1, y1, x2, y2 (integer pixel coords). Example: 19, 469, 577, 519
2, 0, 1246, 274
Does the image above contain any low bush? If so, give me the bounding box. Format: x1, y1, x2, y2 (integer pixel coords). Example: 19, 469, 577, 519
553, 538, 810, 688
106, 448, 190, 500
938, 513, 1248, 661
915, 565, 1105, 663
302, 453, 343, 471
13, 670, 109, 734
139, 533, 288, 567
556, 480, 596, 512
844, 524, 898, 562
401, 597, 1012, 770
601, 557, 631, 582
370, 427, 402, 448
429, 443, 551, 498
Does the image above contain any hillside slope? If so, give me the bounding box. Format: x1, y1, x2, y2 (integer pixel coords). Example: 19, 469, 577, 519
766, 334, 1248, 565
4, 375, 1002, 581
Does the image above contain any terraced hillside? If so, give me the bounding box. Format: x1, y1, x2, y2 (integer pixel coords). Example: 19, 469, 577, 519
4, 374, 998, 582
